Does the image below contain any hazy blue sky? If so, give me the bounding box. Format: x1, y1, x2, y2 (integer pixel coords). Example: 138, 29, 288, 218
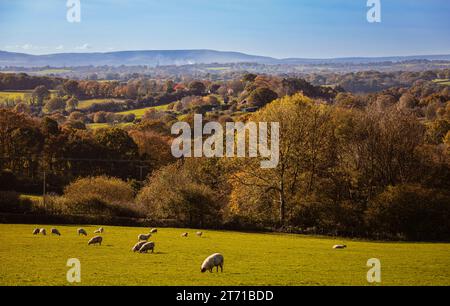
1, 0, 449, 58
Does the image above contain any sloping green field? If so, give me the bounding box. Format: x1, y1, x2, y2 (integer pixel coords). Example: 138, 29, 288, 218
86, 122, 133, 130
0, 90, 58, 105
433, 79, 450, 86
78, 99, 126, 110
0, 90, 32, 101
0, 224, 449, 286
117, 104, 171, 119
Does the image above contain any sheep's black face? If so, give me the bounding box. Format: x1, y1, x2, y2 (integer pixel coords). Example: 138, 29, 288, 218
201, 268, 207, 273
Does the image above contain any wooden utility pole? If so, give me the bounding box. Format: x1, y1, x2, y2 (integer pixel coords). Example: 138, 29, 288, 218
43, 170, 46, 209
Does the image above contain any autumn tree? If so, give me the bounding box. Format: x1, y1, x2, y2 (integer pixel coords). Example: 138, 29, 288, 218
246, 87, 278, 107
188, 81, 206, 96
229, 94, 335, 225
44, 97, 66, 113
136, 160, 224, 227
66, 96, 79, 112
32, 85, 50, 106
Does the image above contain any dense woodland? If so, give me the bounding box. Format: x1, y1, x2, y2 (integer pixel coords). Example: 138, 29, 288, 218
0, 70, 449, 241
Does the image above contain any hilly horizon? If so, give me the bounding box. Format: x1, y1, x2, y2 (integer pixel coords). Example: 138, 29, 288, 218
1, 49, 450, 68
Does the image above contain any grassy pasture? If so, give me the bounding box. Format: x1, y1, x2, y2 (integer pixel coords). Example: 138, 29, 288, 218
78, 98, 126, 110
86, 122, 133, 130
205, 67, 231, 71
433, 79, 450, 86
0, 90, 58, 106
0, 90, 32, 106
0, 224, 449, 286
0, 90, 32, 100
117, 104, 171, 119
33, 69, 72, 75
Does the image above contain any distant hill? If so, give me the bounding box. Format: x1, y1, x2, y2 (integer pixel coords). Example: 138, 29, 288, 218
0, 50, 275, 67
1, 49, 450, 67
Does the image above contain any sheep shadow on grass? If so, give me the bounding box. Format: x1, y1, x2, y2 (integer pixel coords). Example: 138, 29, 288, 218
138, 251, 167, 255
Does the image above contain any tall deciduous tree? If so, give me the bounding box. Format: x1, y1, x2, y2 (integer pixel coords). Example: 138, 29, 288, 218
32, 85, 50, 106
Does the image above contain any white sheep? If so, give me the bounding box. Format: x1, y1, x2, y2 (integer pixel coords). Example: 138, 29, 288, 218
132, 241, 148, 252
94, 227, 104, 234
78, 228, 87, 236
39, 228, 47, 235
51, 228, 61, 236
333, 244, 347, 249
139, 242, 155, 253
150, 228, 158, 234
88, 236, 103, 246
32, 228, 40, 235
181, 232, 188, 238
138, 233, 152, 241
201, 253, 224, 273
196, 232, 203, 237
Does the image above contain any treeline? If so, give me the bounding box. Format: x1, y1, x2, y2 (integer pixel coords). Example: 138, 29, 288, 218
1, 71, 450, 241
1, 73, 341, 128
2, 92, 449, 240
0, 109, 175, 193
0, 73, 63, 91
305, 69, 450, 93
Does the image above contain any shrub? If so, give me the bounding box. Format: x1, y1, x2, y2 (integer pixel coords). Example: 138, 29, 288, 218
61, 176, 138, 217
136, 163, 221, 227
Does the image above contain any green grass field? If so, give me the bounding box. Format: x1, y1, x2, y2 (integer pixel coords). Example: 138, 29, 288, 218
0, 90, 32, 99
78, 98, 126, 110
206, 67, 231, 71
0, 90, 58, 106
34, 69, 72, 75
0, 91, 32, 106
433, 79, 450, 86
117, 104, 171, 119
86, 122, 133, 130
0, 224, 449, 286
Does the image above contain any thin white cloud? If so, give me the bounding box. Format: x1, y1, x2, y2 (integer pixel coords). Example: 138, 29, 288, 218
75, 43, 92, 50
4, 44, 49, 51
56, 45, 64, 50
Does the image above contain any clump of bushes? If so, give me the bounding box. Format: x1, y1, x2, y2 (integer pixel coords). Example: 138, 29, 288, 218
136, 162, 222, 228
49, 176, 140, 218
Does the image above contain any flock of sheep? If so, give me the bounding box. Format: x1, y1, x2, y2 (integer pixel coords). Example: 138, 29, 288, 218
32, 226, 348, 274
32, 226, 224, 273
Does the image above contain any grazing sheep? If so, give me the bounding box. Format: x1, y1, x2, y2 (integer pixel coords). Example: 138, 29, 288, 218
78, 228, 87, 236
181, 232, 188, 238
333, 245, 347, 249
51, 228, 61, 236
32, 228, 40, 235
201, 253, 224, 273
94, 227, 104, 234
150, 228, 158, 234
196, 232, 203, 237
39, 228, 47, 235
138, 233, 152, 241
132, 241, 147, 252
139, 242, 155, 253
88, 236, 103, 246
